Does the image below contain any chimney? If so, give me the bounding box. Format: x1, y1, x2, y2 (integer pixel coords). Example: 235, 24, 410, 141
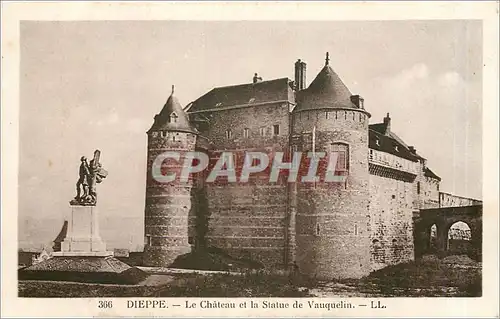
383, 113, 391, 135
294, 59, 307, 91
350, 95, 365, 109
253, 73, 262, 84
408, 146, 416, 154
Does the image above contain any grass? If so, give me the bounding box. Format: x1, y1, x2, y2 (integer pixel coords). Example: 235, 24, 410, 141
19, 255, 482, 298
348, 257, 482, 297
153, 270, 313, 297
169, 247, 264, 271
18, 280, 160, 298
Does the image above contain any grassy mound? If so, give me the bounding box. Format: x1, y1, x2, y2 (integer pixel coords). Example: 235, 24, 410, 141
19, 256, 149, 285
357, 258, 482, 297
169, 247, 264, 271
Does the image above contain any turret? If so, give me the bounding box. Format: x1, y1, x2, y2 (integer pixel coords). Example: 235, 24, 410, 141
143, 85, 198, 266
291, 53, 371, 279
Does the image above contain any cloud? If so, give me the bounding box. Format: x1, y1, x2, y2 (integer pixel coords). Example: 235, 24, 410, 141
127, 118, 149, 133
362, 63, 481, 199
88, 111, 120, 127
401, 63, 429, 81
437, 71, 462, 87
383, 63, 430, 90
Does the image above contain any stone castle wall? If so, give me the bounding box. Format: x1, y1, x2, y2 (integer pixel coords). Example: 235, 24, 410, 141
143, 104, 441, 276
198, 102, 292, 266
422, 176, 440, 208
292, 108, 371, 279
439, 192, 482, 208
368, 173, 415, 271
143, 131, 197, 266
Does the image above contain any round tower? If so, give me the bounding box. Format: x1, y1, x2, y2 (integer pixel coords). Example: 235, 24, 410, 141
292, 53, 371, 279
143, 85, 198, 266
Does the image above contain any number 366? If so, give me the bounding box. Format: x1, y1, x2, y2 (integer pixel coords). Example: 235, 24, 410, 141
98, 301, 113, 308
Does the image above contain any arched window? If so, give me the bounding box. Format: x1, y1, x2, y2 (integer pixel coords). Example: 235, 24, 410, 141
330, 143, 349, 173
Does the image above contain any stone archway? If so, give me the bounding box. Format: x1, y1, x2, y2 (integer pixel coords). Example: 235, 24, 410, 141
413, 205, 482, 260
447, 221, 472, 254
429, 224, 438, 252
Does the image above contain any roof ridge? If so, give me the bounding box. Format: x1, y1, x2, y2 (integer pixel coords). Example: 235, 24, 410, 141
211, 77, 290, 91
189, 77, 293, 112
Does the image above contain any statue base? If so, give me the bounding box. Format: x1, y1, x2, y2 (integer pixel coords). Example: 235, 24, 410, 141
52, 205, 113, 257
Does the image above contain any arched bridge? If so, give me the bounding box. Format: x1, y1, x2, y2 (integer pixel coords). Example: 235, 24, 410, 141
413, 205, 482, 259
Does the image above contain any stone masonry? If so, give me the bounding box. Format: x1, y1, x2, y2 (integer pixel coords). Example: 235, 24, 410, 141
142, 54, 482, 279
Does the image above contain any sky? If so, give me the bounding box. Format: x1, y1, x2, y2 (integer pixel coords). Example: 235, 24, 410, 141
18, 20, 482, 250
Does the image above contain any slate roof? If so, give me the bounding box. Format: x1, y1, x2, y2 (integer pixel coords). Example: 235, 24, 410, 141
293, 64, 360, 112
369, 123, 422, 162
187, 78, 294, 112
149, 86, 197, 134
369, 118, 442, 180
424, 167, 441, 181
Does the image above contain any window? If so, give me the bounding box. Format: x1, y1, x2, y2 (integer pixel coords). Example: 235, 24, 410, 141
273, 124, 280, 136
215, 102, 223, 107
325, 112, 329, 119
161, 131, 167, 138
225, 129, 232, 139
394, 145, 399, 152
243, 128, 250, 138
354, 224, 358, 236
417, 182, 421, 194
248, 97, 256, 103
331, 143, 349, 173
259, 127, 266, 136
375, 139, 380, 146
369, 149, 374, 160
169, 112, 178, 123
145, 235, 152, 246
315, 223, 321, 236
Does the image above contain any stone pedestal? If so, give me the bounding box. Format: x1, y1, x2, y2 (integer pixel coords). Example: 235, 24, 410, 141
53, 205, 113, 257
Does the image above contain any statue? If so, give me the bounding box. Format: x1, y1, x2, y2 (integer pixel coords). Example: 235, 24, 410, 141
70, 150, 108, 206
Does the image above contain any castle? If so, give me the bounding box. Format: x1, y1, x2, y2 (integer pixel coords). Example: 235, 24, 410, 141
142, 53, 481, 279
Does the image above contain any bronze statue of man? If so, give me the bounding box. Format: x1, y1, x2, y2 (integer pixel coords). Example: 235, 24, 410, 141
72, 150, 108, 205
75, 156, 90, 201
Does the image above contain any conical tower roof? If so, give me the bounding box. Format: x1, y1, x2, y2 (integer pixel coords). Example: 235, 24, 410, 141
294, 53, 357, 112
148, 85, 197, 134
